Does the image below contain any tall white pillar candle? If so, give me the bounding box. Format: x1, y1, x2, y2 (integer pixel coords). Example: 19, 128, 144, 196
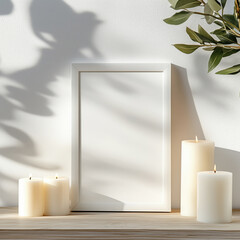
18, 175, 44, 217
197, 166, 232, 223
181, 138, 214, 216
44, 175, 70, 216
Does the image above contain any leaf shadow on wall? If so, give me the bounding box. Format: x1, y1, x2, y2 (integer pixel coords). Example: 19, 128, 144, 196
0, 0, 13, 15
0, 0, 102, 205
171, 64, 205, 208
192, 53, 231, 109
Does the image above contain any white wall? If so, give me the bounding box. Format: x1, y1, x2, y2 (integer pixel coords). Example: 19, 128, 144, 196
0, 0, 240, 208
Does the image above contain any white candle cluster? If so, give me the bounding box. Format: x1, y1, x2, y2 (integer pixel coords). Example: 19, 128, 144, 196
181, 137, 233, 223
18, 175, 69, 217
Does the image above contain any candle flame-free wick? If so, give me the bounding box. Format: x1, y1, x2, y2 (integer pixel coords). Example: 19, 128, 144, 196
56, 173, 58, 180
195, 136, 198, 142
29, 173, 32, 180
214, 164, 217, 173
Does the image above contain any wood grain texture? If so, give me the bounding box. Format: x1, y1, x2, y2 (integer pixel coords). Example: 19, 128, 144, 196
0, 208, 240, 239
1, 230, 240, 240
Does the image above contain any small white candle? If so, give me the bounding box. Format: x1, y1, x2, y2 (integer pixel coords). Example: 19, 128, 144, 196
197, 165, 232, 223
44, 174, 70, 216
18, 174, 44, 217
181, 137, 214, 216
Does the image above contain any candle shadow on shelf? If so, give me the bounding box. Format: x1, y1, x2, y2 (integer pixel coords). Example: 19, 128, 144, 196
215, 147, 240, 208
0, 0, 103, 206
171, 64, 205, 209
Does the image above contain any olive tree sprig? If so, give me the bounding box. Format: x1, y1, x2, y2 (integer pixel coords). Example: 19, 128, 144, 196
164, 0, 240, 74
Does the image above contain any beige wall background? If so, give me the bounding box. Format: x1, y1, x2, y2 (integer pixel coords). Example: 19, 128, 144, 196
0, 0, 239, 208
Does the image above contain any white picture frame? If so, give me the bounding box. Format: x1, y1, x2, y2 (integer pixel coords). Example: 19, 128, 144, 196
71, 63, 171, 212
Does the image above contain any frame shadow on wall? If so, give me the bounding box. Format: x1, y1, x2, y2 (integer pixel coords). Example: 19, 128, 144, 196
171, 64, 205, 208
171, 64, 240, 208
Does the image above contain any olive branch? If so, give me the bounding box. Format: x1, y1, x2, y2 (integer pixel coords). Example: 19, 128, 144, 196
164, 0, 240, 74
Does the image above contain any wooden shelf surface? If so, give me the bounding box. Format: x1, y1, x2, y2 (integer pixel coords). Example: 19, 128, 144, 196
0, 208, 240, 239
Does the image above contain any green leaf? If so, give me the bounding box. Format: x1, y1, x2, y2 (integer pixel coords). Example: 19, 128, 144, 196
174, 44, 200, 54
174, 0, 201, 9
186, 27, 203, 43
203, 47, 216, 51
208, 47, 223, 72
168, 0, 178, 8
208, 0, 221, 12
223, 48, 240, 57
198, 25, 217, 43
204, 4, 215, 24
218, 33, 237, 43
214, 20, 225, 27
216, 64, 240, 74
212, 29, 237, 43
186, 26, 217, 44
211, 28, 224, 35
223, 14, 239, 29
164, 11, 192, 25
220, 0, 227, 8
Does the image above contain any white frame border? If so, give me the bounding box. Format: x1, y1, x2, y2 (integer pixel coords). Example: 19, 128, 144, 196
71, 63, 171, 212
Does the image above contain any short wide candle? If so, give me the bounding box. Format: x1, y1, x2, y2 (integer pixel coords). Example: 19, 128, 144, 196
18, 176, 44, 217
197, 166, 232, 223
181, 138, 214, 216
44, 176, 70, 216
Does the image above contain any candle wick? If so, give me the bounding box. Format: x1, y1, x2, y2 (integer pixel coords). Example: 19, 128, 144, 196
214, 164, 217, 173
29, 176, 32, 180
